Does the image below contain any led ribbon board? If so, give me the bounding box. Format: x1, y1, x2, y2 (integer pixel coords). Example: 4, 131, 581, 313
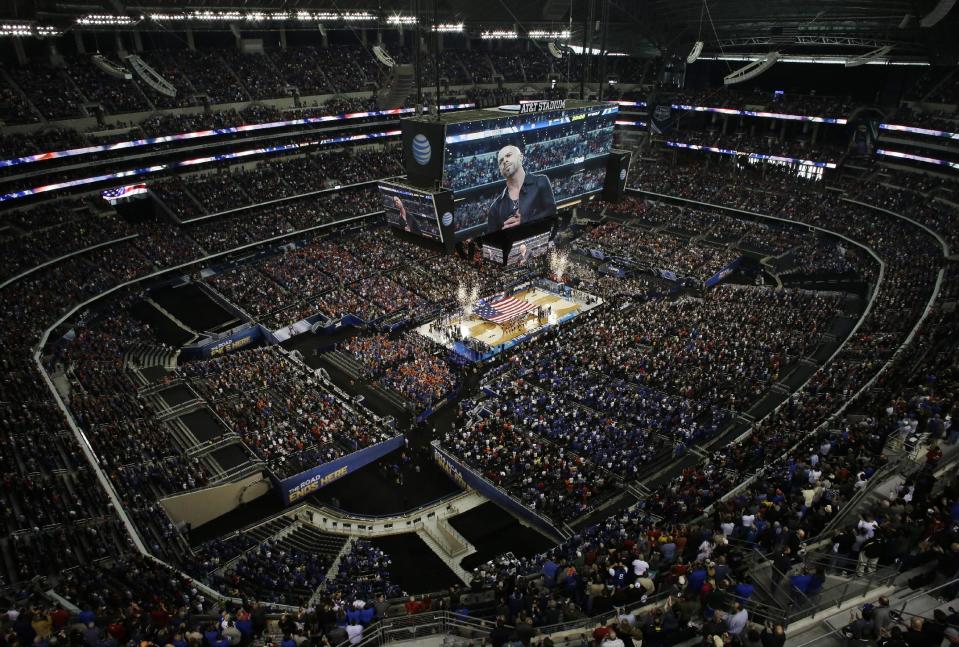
671, 104, 847, 125
879, 124, 959, 141
875, 148, 959, 170
0, 103, 473, 170
666, 141, 838, 169
0, 130, 402, 203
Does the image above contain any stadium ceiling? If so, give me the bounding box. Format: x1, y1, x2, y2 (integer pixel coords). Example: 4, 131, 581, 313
637, 0, 959, 62
7, 0, 959, 62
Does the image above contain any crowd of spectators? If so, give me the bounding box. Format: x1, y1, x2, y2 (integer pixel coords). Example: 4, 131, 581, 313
343, 333, 459, 410
156, 147, 399, 221
183, 187, 380, 253
443, 408, 621, 523
665, 129, 845, 165
206, 266, 290, 318
439, 277, 842, 527
780, 234, 859, 276
0, 199, 136, 282
664, 88, 853, 118
218, 539, 332, 606
580, 221, 741, 281
327, 539, 405, 601
176, 346, 394, 479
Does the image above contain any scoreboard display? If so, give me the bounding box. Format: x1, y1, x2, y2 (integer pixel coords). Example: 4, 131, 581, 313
400, 100, 617, 246
377, 180, 456, 246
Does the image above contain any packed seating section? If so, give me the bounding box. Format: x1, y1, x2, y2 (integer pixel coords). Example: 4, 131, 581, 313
0, 65, 957, 647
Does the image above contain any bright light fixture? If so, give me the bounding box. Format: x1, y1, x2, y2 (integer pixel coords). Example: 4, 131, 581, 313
76, 14, 136, 25
480, 30, 518, 39
528, 29, 571, 40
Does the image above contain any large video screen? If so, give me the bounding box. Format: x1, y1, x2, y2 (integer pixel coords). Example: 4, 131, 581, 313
481, 244, 504, 264
442, 105, 617, 241
377, 181, 442, 242
506, 231, 550, 267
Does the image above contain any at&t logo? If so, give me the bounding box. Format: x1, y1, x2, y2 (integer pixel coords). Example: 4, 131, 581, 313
412, 133, 432, 165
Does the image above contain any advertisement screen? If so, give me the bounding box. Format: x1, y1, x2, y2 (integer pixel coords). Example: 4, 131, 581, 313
506, 231, 550, 267
377, 181, 442, 242
442, 104, 617, 241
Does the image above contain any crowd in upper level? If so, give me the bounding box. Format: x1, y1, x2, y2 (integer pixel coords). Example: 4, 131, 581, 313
0, 44, 646, 126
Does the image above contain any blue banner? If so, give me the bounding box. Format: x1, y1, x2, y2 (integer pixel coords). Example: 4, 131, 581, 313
180, 324, 269, 360
432, 443, 566, 542
280, 435, 406, 505
704, 257, 742, 288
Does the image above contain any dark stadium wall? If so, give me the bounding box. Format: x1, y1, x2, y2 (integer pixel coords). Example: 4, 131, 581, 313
160, 470, 272, 530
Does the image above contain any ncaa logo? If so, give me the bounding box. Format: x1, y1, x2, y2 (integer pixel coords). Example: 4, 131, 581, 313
619, 169, 627, 181
441, 212, 453, 226
411, 133, 432, 165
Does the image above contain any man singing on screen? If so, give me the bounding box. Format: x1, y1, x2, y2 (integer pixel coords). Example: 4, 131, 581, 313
392, 195, 418, 234
486, 145, 556, 233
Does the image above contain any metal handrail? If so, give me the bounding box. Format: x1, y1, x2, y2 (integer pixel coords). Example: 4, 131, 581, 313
333, 611, 503, 647
784, 577, 959, 647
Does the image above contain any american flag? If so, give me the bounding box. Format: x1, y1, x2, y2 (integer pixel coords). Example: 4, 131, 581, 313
101, 183, 148, 202
474, 295, 536, 324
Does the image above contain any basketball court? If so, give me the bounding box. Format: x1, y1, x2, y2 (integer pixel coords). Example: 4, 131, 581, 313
416, 284, 602, 359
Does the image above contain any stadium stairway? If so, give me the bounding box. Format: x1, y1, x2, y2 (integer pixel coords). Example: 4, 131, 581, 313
209, 516, 298, 578
124, 341, 180, 372
379, 63, 415, 109
417, 526, 473, 586
322, 350, 411, 412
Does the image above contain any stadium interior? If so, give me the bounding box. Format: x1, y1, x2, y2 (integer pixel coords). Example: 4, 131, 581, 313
1, 0, 958, 646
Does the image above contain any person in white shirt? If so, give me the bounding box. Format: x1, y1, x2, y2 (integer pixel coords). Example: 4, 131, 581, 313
346, 620, 363, 645
632, 555, 650, 577
721, 520, 735, 537
741, 512, 756, 528
727, 603, 749, 636
601, 628, 626, 647
698, 539, 715, 562
857, 514, 878, 539
854, 472, 869, 490
808, 467, 822, 484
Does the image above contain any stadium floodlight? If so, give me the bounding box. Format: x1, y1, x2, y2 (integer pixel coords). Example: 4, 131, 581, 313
387, 15, 417, 25
480, 30, 519, 39
76, 14, 136, 25
341, 12, 377, 21
0, 22, 57, 37
528, 29, 571, 40
723, 51, 779, 85
687, 41, 704, 64
434, 23, 464, 32
920, 0, 957, 27
845, 45, 894, 67
0, 22, 32, 36
146, 9, 379, 23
